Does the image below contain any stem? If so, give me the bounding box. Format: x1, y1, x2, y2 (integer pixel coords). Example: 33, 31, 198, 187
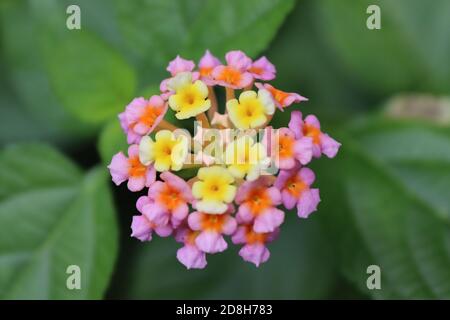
207, 86, 218, 120
196, 112, 210, 128
225, 87, 235, 101
156, 119, 178, 131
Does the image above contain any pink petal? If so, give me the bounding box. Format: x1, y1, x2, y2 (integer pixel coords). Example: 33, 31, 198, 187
281, 189, 297, 210
288, 110, 304, 139
320, 134, 341, 158
161, 171, 193, 202
177, 244, 207, 269
145, 165, 156, 187
294, 137, 313, 165
239, 244, 270, 267
108, 152, 129, 186
188, 212, 203, 231
299, 167, 316, 186
136, 196, 151, 213
170, 203, 189, 228
131, 215, 152, 242
267, 186, 282, 206
167, 55, 195, 76
225, 50, 252, 71
195, 231, 227, 254
142, 202, 169, 226
297, 188, 320, 218
147, 181, 165, 200
199, 50, 221, 69
304, 114, 321, 129
249, 56, 276, 81
127, 176, 146, 192
154, 224, 173, 237
236, 204, 254, 223
231, 226, 247, 245
283, 92, 307, 107
221, 215, 237, 235
253, 208, 284, 233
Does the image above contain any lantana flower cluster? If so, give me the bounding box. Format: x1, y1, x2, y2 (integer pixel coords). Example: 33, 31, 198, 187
108, 50, 341, 269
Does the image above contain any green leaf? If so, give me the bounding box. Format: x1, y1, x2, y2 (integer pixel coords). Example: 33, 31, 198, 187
0, 1, 96, 144
110, 214, 337, 299
317, 0, 450, 95
113, 0, 295, 85
338, 118, 450, 298
29, 0, 136, 124
0, 144, 118, 299
98, 118, 128, 166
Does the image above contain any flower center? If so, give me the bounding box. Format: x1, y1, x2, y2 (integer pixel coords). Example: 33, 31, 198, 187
128, 156, 146, 177
245, 225, 267, 244
286, 177, 306, 198
247, 188, 271, 214
303, 124, 321, 144
140, 104, 161, 127
217, 66, 242, 85
201, 214, 226, 231
278, 135, 294, 158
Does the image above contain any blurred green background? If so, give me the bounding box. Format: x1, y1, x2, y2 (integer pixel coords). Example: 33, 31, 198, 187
1, 0, 450, 299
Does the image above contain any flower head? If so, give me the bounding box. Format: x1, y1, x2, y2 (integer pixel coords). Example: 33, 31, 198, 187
227, 90, 275, 129
119, 96, 167, 144
192, 166, 236, 214
167, 72, 211, 119
256, 83, 307, 111
232, 224, 279, 267
235, 176, 284, 233
289, 111, 341, 158
212, 50, 253, 89
109, 49, 340, 270
274, 166, 320, 218
188, 205, 237, 253
108, 144, 156, 192
248, 56, 276, 81
224, 135, 270, 181
139, 130, 189, 172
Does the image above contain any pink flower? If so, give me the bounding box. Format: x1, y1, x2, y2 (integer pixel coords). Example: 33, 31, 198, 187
175, 225, 207, 269
108, 145, 156, 192
140, 171, 194, 228
263, 126, 313, 169
160, 55, 200, 94
212, 50, 253, 89
232, 224, 279, 267
256, 83, 307, 111
274, 165, 320, 218
130, 196, 173, 241
118, 96, 167, 144
248, 56, 276, 81
289, 111, 341, 158
188, 205, 237, 254
198, 50, 222, 86
235, 176, 284, 233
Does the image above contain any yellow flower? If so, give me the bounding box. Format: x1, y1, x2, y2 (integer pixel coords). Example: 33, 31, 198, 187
224, 135, 270, 181
168, 72, 211, 120
226, 89, 275, 129
192, 166, 236, 214
139, 130, 189, 172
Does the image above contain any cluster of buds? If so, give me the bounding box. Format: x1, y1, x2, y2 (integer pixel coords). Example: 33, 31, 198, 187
108, 50, 340, 269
